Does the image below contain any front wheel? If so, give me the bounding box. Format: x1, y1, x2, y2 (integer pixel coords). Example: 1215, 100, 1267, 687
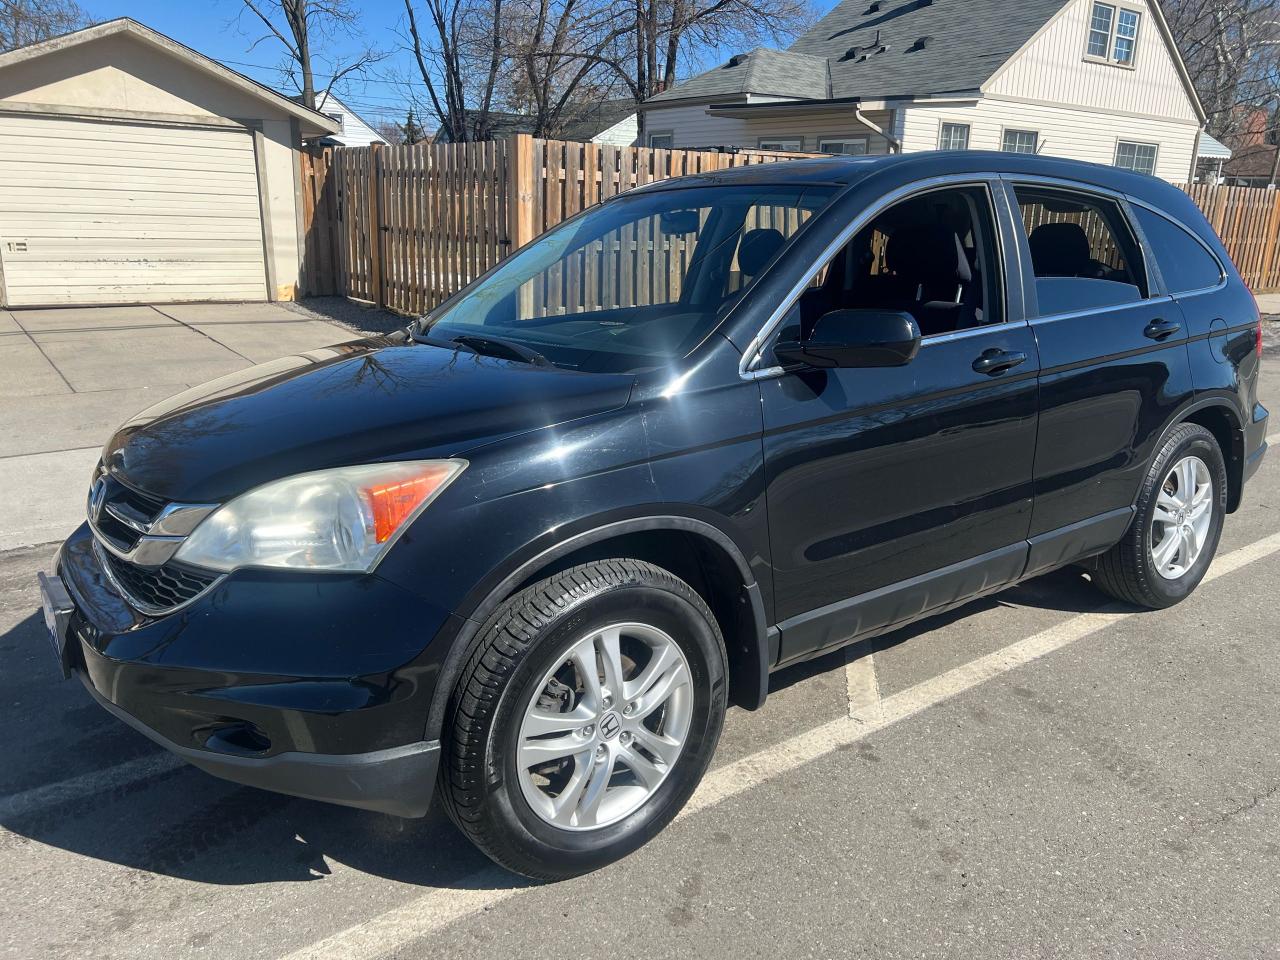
1091, 422, 1227, 609
440, 560, 727, 880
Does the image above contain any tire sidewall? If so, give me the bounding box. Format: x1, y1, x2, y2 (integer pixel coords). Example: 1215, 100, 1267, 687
481, 580, 726, 873
1133, 428, 1227, 605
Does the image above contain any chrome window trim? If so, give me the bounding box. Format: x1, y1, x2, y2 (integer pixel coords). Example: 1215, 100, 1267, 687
739, 173, 1009, 381
1031, 293, 1173, 327
919, 318, 1026, 345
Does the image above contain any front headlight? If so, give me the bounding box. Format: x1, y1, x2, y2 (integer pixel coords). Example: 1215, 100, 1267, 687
173, 460, 466, 573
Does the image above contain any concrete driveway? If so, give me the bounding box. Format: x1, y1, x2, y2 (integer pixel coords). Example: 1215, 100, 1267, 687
0, 302, 368, 550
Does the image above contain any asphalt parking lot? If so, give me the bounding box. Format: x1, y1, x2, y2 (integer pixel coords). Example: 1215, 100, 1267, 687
1, 325, 1278, 960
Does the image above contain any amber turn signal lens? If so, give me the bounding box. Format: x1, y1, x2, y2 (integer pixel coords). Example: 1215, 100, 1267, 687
363, 465, 456, 543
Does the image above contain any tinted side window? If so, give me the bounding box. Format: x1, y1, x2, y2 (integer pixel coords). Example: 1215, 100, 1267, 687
773, 184, 1003, 346
1133, 206, 1223, 294
1014, 187, 1147, 315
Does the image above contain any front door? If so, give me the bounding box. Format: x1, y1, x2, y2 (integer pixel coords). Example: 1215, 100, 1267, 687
758, 182, 1041, 663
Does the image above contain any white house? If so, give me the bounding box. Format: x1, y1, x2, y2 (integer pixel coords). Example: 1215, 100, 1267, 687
642, 0, 1205, 183
307, 91, 387, 147
0, 18, 338, 306
435, 100, 639, 146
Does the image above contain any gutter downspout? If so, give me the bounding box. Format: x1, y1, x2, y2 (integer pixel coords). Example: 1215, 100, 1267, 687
855, 106, 901, 153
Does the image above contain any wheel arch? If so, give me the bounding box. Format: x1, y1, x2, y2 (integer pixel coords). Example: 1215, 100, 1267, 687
424, 515, 772, 746
1171, 396, 1246, 512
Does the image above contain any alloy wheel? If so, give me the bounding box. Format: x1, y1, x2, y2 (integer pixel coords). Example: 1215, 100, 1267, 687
515, 622, 693, 831
1150, 455, 1214, 580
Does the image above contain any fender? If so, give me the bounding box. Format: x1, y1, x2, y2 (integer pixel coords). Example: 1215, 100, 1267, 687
422, 513, 772, 745
1139, 393, 1245, 511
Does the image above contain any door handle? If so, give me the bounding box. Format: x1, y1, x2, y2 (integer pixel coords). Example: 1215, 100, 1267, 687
972, 348, 1027, 376
1143, 318, 1182, 341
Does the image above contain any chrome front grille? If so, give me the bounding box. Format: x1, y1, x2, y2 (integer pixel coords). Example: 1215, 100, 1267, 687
87, 465, 222, 614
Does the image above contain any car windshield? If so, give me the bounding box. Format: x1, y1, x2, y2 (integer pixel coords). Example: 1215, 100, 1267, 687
417, 184, 838, 373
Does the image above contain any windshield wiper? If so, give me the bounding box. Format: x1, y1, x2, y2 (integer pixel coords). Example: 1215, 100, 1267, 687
446, 333, 553, 367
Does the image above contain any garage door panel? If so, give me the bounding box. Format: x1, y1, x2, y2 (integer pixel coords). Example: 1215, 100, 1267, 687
6, 284, 271, 304
0, 114, 267, 306
0, 117, 256, 150
0, 169, 262, 192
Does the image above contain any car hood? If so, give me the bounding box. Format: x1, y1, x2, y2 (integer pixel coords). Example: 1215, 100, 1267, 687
103, 336, 635, 503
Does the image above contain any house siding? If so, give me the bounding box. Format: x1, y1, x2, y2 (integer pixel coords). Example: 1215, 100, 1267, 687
986, 0, 1198, 123
899, 98, 1196, 182
591, 113, 638, 146
314, 93, 384, 147
641, 102, 894, 153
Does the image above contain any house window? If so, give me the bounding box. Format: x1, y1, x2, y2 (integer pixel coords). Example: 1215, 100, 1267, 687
938, 122, 970, 150
1086, 2, 1140, 65
819, 138, 869, 155
1087, 2, 1113, 57
1114, 8, 1140, 64
1002, 129, 1039, 154
326, 112, 344, 126
648, 132, 674, 149
759, 138, 803, 152
1114, 140, 1158, 175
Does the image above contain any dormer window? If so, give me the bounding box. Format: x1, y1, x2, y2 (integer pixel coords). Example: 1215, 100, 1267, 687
1086, 2, 1140, 66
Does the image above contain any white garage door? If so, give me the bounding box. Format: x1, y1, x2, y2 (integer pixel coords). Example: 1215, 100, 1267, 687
0, 114, 268, 306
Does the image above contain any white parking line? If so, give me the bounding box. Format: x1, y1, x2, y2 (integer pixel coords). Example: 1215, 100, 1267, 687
281, 529, 1280, 960
844, 650, 884, 723
0, 753, 183, 822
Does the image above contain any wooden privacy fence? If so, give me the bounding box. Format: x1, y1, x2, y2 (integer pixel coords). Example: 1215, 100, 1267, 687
1181, 183, 1280, 293
298, 135, 822, 313
298, 138, 1280, 311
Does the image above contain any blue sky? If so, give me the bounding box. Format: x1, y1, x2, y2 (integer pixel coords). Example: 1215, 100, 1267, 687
78, 0, 835, 127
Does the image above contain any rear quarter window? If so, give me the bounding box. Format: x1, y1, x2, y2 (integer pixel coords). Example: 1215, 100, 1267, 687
1132, 206, 1224, 294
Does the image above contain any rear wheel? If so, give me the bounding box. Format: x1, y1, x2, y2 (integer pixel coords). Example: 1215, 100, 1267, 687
1091, 423, 1227, 609
440, 560, 727, 880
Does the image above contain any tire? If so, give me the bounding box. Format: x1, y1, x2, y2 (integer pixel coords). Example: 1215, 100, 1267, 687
1090, 422, 1228, 609
440, 559, 728, 880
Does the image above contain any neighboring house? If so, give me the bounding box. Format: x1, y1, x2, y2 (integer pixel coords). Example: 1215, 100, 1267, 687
642, 0, 1205, 183
1219, 143, 1278, 188
0, 18, 337, 307
304, 91, 386, 147
437, 99, 639, 146
1194, 132, 1232, 184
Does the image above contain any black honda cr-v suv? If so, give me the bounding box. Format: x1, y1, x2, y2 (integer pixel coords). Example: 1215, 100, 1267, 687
40, 152, 1267, 879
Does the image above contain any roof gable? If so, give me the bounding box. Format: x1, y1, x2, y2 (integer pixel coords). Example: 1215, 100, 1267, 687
0, 18, 338, 134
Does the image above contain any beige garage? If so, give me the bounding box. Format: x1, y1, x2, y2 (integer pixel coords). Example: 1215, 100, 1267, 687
0, 18, 337, 307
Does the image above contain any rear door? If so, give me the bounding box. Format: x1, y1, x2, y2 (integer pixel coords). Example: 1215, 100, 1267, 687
1003, 179, 1194, 575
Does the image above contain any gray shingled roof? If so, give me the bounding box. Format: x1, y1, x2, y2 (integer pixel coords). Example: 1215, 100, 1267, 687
649, 0, 1070, 105
648, 47, 829, 103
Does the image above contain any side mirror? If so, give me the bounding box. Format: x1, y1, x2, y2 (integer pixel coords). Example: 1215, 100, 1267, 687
773, 309, 921, 369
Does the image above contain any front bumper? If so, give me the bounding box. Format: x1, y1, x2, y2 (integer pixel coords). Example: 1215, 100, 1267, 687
53, 523, 452, 818
76, 665, 439, 817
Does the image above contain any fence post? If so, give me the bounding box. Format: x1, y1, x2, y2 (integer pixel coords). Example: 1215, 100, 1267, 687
508, 134, 535, 251
368, 142, 385, 308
